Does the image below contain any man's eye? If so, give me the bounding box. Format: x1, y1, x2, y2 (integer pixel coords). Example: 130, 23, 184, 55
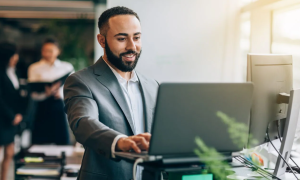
134, 37, 140, 40
118, 38, 126, 41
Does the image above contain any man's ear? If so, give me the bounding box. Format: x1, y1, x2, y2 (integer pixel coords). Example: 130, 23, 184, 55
97, 34, 106, 48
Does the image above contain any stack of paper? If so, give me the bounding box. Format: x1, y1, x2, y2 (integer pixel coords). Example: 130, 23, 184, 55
28, 145, 74, 157
16, 165, 60, 176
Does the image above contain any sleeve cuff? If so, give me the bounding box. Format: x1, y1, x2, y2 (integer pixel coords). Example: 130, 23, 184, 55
111, 134, 128, 158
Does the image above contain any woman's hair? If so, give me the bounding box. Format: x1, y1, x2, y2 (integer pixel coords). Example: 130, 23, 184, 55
0, 42, 17, 71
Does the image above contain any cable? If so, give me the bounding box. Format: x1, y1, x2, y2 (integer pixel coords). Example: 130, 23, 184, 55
267, 121, 299, 179
267, 129, 298, 178
234, 156, 280, 179
133, 158, 144, 180
277, 120, 300, 170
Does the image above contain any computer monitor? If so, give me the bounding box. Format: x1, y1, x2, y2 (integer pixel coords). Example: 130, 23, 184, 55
246, 54, 300, 177
246, 54, 293, 147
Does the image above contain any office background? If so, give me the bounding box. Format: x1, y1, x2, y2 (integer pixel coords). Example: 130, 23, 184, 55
0, 0, 300, 179
1, 0, 299, 84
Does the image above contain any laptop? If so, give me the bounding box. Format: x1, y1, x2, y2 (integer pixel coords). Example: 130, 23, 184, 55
114, 83, 253, 164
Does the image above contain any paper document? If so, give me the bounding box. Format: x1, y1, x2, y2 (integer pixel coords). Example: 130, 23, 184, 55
16, 166, 60, 176
28, 145, 74, 156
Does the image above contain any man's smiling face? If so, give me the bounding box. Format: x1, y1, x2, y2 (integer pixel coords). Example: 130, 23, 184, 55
104, 14, 142, 72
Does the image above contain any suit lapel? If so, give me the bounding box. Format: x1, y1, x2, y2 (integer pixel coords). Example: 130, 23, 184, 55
93, 58, 135, 133
136, 72, 153, 133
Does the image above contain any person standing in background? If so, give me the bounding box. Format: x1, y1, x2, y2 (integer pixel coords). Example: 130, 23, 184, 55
28, 38, 73, 145
0, 42, 24, 180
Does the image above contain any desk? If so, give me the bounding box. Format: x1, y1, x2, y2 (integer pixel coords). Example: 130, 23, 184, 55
26, 144, 300, 180
232, 167, 300, 179
137, 157, 300, 180
14, 145, 83, 180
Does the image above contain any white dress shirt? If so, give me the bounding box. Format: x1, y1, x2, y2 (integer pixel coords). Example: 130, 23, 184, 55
103, 58, 145, 148
28, 59, 74, 100
6, 67, 19, 90
103, 59, 145, 180
108, 64, 145, 135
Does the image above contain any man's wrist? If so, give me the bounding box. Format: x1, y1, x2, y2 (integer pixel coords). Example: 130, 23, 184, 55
115, 137, 126, 151
111, 134, 128, 158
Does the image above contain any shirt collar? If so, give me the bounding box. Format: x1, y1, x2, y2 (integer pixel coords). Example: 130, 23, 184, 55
103, 57, 139, 83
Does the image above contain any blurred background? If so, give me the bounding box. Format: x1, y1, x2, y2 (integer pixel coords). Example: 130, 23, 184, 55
1, 0, 300, 179
1, 0, 300, 84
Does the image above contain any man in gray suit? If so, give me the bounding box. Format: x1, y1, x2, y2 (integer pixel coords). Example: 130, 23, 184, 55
64, 6, 159, 180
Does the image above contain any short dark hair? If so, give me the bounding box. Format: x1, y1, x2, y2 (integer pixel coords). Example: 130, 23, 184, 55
0, 42, 17, 71
98, 6, 140, 36
42, 37, 60, 48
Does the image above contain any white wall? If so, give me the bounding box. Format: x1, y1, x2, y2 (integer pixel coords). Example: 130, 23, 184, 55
103, 0, 241, 82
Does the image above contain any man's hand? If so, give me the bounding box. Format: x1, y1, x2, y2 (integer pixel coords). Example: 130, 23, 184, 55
13, 114, 23, 126
116, 133, 151, 153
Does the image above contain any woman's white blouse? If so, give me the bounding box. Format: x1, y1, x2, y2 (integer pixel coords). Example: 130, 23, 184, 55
6, 67, 19, 90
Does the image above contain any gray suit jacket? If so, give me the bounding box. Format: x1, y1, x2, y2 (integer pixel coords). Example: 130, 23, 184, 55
64, 57, 159, 180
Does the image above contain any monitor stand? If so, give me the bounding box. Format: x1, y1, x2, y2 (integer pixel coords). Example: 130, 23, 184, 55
274, 89, 300, 177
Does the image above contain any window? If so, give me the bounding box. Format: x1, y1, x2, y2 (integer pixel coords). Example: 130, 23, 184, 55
272, 6, 300, 88
239, 12, 251, 80
241, 0, 257, 6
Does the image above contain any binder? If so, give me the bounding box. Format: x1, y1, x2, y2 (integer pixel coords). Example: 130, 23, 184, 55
28, 72, 71, 93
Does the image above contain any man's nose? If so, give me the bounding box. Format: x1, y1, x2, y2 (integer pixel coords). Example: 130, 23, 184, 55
126, 38, 137, 52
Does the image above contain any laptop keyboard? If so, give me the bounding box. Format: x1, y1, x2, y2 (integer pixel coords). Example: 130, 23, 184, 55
129, 151, 148, 155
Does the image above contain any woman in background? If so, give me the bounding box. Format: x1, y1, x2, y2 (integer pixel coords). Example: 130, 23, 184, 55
28, 38, 73, 145
0, 42, 23, 180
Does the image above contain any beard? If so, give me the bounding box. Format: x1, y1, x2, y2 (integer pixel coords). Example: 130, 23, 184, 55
105, 39, 141, 72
